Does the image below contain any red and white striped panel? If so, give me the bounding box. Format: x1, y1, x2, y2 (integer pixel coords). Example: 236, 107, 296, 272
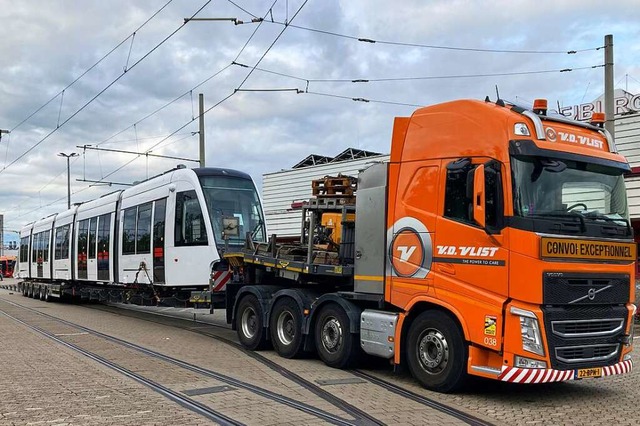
211, 271, 231, 292
498, 359, 633, 384
602, 359, 633, 377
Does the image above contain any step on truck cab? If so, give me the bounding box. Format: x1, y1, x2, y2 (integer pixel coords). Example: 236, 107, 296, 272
229, 97, 635, 393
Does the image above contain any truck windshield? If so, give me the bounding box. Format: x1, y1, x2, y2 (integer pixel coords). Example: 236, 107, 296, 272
199, 176, 266, 248
511, 156, 629, 226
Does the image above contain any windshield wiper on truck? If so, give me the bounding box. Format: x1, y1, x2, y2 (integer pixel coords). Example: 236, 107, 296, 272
528, 211, 586, 232
581, 212, 631, 235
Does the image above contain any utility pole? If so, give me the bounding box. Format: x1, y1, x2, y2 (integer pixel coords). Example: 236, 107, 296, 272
58, 152, 79, 209
199, 93, 205, 168
604, 34, 615, 140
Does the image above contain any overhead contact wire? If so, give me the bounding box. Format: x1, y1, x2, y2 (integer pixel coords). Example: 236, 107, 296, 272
0, 0, 213, 177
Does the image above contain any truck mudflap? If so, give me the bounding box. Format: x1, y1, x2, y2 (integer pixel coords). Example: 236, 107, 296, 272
497, 359, 632, 383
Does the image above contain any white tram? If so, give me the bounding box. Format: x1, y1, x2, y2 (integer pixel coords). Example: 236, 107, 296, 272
18, 167, 266, 300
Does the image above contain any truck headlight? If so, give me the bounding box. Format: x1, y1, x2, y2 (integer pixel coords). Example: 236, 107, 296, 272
510, 306, 545, 356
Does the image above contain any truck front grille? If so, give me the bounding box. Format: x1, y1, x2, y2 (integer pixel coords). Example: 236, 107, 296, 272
551, 318, 624, 338
555, 344, 619, 364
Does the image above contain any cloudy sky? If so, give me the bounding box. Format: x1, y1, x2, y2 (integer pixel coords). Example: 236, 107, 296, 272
1, 0, 640, 242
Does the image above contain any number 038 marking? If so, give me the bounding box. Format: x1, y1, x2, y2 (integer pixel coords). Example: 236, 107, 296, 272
483, 337, 497, 346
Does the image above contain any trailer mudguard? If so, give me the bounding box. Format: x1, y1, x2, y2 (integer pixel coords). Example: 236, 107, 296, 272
305, 293, 362, 335
269, 288, 322, 334
230, 284, 281, 331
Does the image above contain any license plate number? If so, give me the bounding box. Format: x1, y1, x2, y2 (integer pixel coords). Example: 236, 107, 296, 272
576, 367, 602, 379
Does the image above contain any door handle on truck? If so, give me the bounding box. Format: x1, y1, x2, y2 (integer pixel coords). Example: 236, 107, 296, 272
437, 264, 455, 275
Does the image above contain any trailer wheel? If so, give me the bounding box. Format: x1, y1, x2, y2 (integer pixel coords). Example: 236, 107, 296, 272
44, 288, 51, 302
236, 295, 268, 350
314, 303, 358, 368
406, 311, 468, 393
39, 286, 45, 301
28, 285, 34, 298
270, 298, 304, 358
22, 284, 28, 297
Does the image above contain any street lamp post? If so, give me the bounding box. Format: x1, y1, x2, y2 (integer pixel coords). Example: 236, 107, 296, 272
58, 152, 79, 209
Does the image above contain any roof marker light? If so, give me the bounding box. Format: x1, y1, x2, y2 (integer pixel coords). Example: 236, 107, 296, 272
591, 112, 605, 127
533, 99, 548, 116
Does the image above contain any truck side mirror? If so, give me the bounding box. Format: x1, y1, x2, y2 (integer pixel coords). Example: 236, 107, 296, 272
473, 164, 486, 228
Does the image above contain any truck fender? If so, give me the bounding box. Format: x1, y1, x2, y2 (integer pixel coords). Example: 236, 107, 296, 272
303, 293, 362, 350
230, 285, 281, 331
403, 295, 471, 341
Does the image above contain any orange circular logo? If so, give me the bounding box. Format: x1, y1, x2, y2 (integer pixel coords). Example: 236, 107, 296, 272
545, 127, 557, 142
390, 228, 424, 277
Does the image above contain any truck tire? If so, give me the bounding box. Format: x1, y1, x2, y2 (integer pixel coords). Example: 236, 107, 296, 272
314, 303, 358, 368
236, 294, 268, 350
44, 287, 51, 302
406, 311, 468, 393
39, 286, 45, 301
270, 297, 304, 359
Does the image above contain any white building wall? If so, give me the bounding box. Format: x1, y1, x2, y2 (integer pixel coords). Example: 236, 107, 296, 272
262, 155, 389, 238
617, 113, 640, 218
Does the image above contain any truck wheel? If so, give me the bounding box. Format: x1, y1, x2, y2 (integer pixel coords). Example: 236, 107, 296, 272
406, 311, 468, 393
44, 288, 51, 302
22, 285, 28, 297
39, 286, 45, 301
270, 298, 304, 358
236, 295, 268, 350
314, 303, 358, 368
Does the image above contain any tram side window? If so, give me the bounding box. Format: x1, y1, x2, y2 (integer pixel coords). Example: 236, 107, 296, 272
43, 230, 50, 262
97, 214, 111, 258
137, 203, 152, 253
175, 190, 208, 246
32, 232, 40, 262
55, 225, 70, 260
78, 220, 89, 258
88, 218, 97, 259
122, 207, 137, 255
20, 237, 29, 263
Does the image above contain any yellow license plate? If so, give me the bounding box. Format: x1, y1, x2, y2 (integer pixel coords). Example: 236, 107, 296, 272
576, 367, 602, 379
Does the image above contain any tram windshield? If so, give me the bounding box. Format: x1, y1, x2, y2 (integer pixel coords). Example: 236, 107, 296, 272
199, 175, 266, 248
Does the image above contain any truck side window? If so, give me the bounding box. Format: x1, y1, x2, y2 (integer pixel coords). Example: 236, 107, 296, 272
444, 159, 475, 224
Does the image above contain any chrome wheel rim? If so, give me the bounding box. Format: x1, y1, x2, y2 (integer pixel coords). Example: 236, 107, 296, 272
276, 310, 295, 346
321, 316, 343, 354
241, 306, 257, 339
417, 328, 449, 375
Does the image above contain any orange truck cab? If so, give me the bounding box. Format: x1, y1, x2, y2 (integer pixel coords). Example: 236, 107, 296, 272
366, 98, 635, 391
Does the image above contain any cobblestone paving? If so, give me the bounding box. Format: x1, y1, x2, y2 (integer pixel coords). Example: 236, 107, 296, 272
2, 282, 638, 426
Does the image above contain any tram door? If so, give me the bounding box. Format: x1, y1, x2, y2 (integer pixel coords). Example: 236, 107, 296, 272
87, 218, 98, 280
97, 214, 111, 281
152, 199, 166, 284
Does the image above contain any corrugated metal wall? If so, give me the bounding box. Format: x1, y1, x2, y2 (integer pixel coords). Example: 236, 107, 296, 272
617, 113, 640, 217
262, 155, 389, 237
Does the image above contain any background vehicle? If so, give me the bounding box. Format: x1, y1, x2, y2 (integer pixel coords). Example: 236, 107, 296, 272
0, 255, 16, 279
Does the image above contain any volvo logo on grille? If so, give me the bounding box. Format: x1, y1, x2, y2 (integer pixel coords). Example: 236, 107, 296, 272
569, 285, 613, 304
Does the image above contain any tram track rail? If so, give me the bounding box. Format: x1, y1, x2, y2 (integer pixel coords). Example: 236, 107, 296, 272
94, 302, 496, 426
0, 298, 371, 426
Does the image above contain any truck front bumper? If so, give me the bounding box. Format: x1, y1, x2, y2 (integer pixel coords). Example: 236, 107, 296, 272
497, 359, 632, 383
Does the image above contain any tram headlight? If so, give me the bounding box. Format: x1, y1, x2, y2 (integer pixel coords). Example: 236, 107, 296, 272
510, 306, 545, 356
